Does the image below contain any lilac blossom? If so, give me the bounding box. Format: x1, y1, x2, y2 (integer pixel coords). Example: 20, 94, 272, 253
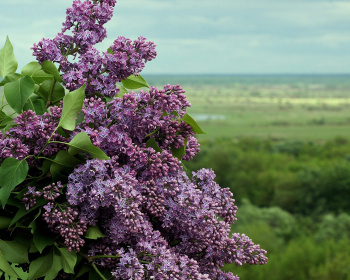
32, 0, 157, 97
1, 0, 270, 278
6, 108, 67, 158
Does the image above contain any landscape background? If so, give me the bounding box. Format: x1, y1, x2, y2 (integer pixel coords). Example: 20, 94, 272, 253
2, 0, 350, 278
145, 74, 350, 280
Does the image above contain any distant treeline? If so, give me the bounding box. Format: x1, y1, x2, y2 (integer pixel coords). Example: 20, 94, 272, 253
186, 136, 350, 216
186, 136, 350, 279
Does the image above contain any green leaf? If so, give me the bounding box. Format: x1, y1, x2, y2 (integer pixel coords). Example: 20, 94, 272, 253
28, 250, 54, 280
0, 110, 11, 122
0, 111, 12, 129
22, 61, 54, 84
107, 47, 114, 54
58, 85, 85, 131
50, 163, 68, 179
29, 243, 39, 254
47, 150, 82, 167
33, 230, 55, 254
116, 84, 128, 95
48, 151, 83, 179
0, 73, 22, 86
9, 198, 46, 227
4, 75, 35, 114
29, 209, 41, 234
0, 36, 18, 78
0, 216, 11, 229
41, 160, 52, 175
57, 247, 77, 274
0, 158, 28, 207
171, 138, 187, 160
35, 80, 65, 104
74, 265, 90, 279
0, 250, 19, 278
146, 138, 162, 153
41, 60, 63, 82
43, 249, 62, 280
0, 240, 29, 264
85, 225, 105, 240
23, 95, 47, 115
121, 74, 149, 89
11, 263, 28, 280
1, 120, 15, 133
67, 132, 110, 160
182, 113, 206, 134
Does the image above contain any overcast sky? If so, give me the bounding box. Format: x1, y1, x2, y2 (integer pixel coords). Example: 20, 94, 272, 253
1, 0, 350, 74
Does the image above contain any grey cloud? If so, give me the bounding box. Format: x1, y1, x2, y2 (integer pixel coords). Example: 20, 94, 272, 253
1, 0, 350, 74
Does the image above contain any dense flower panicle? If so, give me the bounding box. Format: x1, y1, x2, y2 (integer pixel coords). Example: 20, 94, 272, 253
0, 135, 29, 162
62, 0, 112, 51
6, 108, 67, 158
22, 182, 64, 210
22, 186, 42, 210
8, 0, 269, 277
76, 85, 200, 163
32, 38, 64, 64
62, 37, 157, 96
183, 136, 201, 161
32, 0, 157, 97
66, 153, 265, 278
43, 204, 88, 251
106, 36, 157, 80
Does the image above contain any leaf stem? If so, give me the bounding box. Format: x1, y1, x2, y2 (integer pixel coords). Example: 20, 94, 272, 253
91, 262, 107, 280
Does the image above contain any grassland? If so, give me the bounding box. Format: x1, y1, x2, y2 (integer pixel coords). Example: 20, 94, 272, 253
145, 74, 350, 141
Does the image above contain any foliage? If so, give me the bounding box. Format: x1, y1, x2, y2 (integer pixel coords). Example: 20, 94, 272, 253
186, 137, 350, 216
223, 201, 350, 280
0, 1, 267, 279
225, 236, 350, 280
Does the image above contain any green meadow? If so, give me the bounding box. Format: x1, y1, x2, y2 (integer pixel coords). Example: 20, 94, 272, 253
146, 74, 350, 141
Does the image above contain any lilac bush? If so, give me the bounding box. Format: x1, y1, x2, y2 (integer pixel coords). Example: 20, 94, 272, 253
0, 0, 267, 279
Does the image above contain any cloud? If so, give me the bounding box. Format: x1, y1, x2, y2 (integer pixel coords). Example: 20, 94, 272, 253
2, 0, 350, 74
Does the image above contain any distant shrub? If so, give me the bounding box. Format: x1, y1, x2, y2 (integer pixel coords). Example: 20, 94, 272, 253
314, 213, 350, 241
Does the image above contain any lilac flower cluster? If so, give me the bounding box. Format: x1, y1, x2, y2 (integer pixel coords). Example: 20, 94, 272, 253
32, 0, 156, 97
43, 203, 87, 251
66, 156, 267, 278
0, 107, 66, 163
76, 84, 200, 162
0, 135, 29, 162
57, 79, 267, 278
22, 182, 63, 210
0, 0, 269, 278
22, 181, 87, 252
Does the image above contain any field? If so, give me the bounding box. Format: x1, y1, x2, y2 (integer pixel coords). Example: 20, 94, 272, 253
145, 74, 350, 141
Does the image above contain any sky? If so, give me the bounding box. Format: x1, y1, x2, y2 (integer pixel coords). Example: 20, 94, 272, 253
1, 0, 350, 74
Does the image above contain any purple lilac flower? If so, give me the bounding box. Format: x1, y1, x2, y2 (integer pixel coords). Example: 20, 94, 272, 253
32, 0, 156, 97
0, 134, 29, 162
66, 154, 266, 278
7, 108, 67, 158
43, 204, 87, 251
76, 85, 199, 162
25, 0, 268, 277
